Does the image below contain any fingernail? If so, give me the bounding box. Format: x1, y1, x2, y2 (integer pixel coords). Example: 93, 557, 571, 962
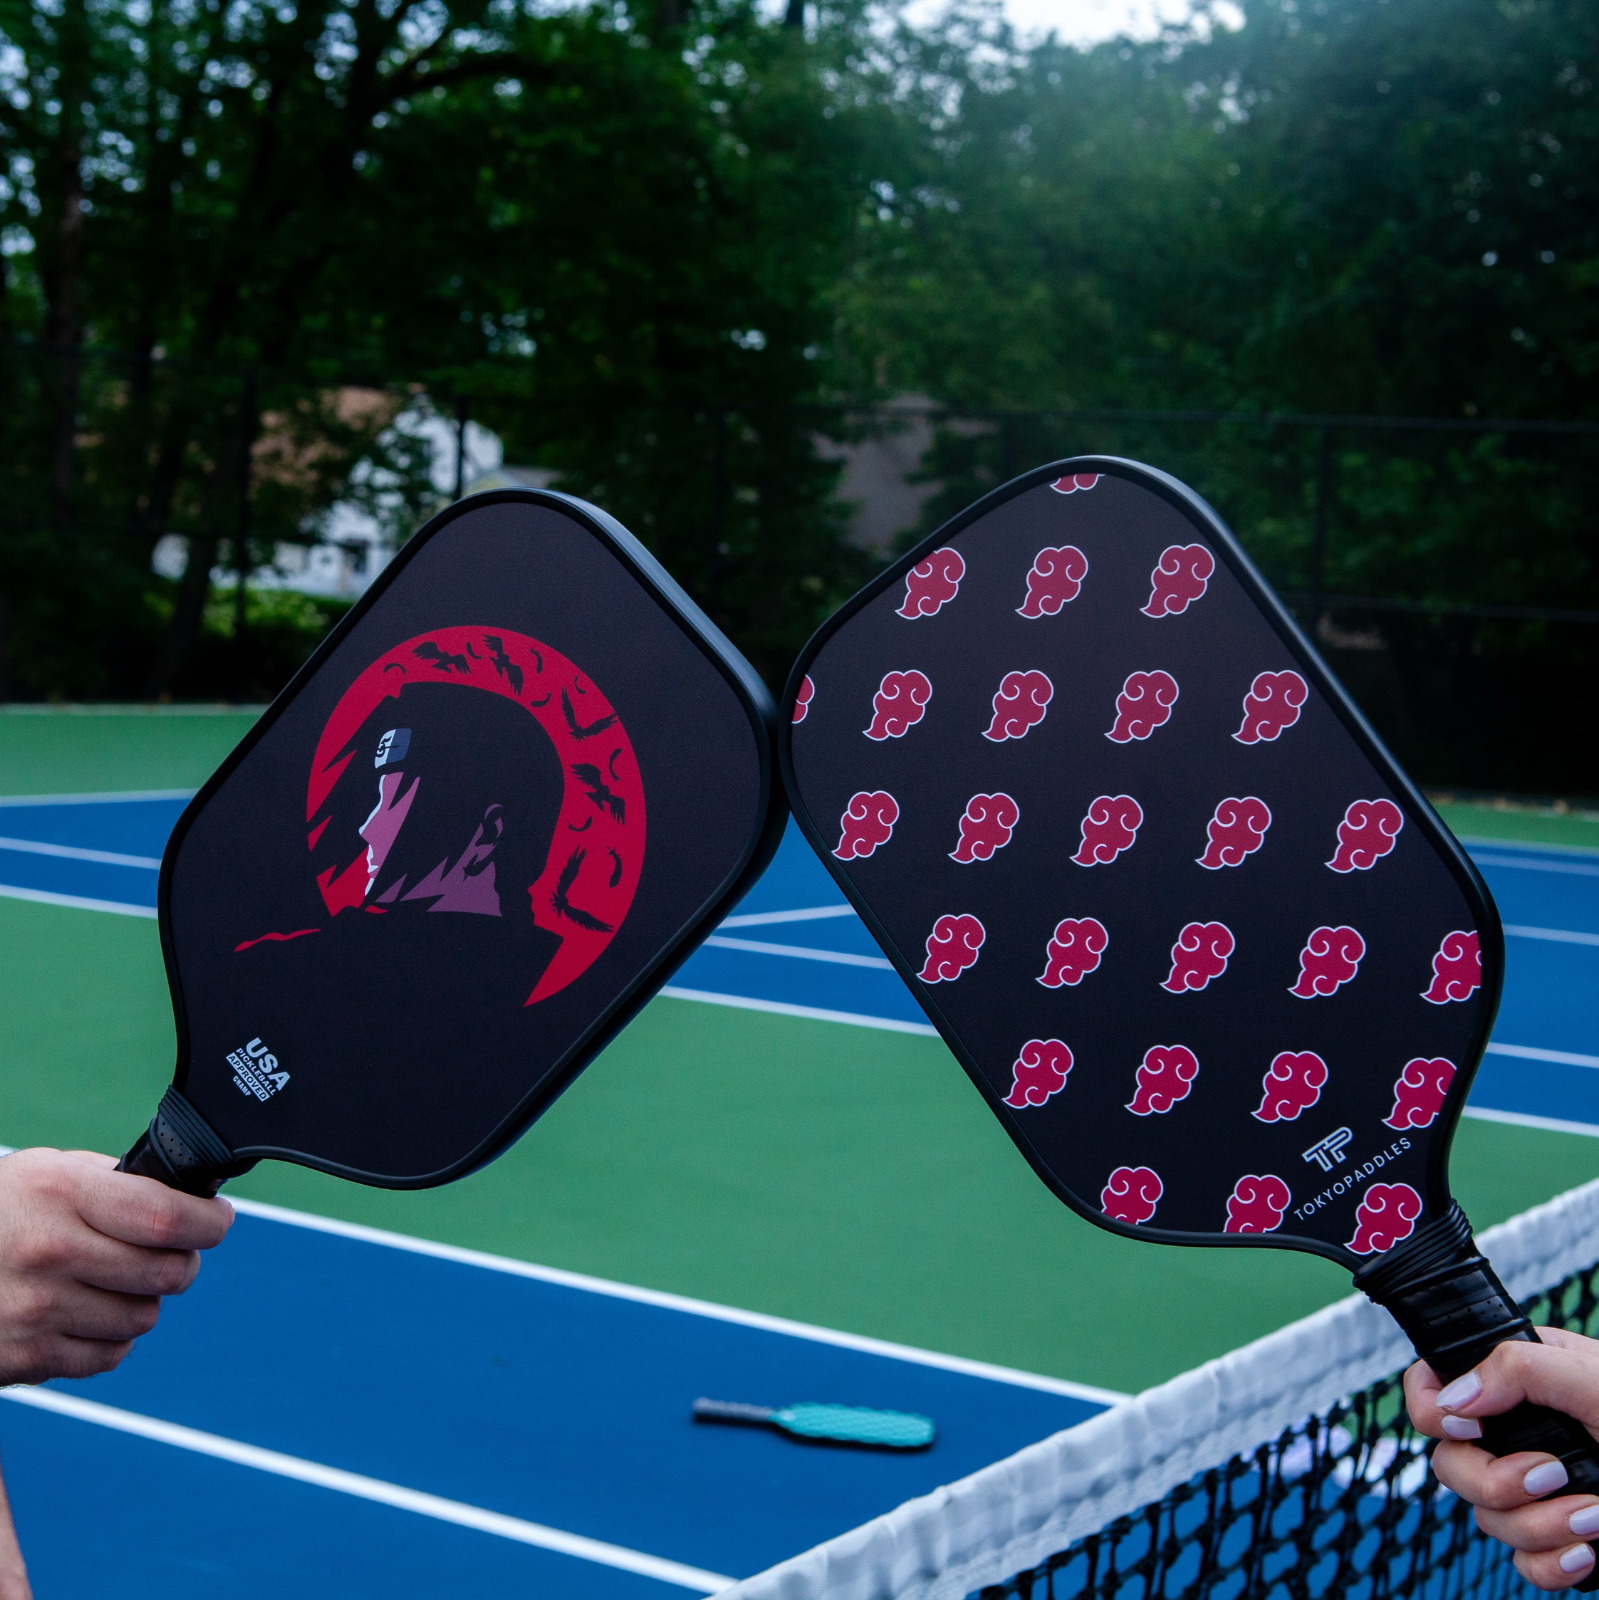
1526, 1461, 1571, 1497
1560, 1545, 1595, 1575
1441, 1415, 1483, 1440
1436, 1372, 1483, 1411
1569, 1508, 1599, 1537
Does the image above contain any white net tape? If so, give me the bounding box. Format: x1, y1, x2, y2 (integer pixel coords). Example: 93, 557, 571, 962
720, 1178, 1599, 1600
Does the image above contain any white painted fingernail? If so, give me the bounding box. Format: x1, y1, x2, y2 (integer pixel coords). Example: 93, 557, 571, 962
1437, 1372, 1483, 1411
1441, 1415, 1483, 1440
1568, 1507, 1599, 1537
1526, 1461, 1571, 1497
1559, 1545, 1595, 1574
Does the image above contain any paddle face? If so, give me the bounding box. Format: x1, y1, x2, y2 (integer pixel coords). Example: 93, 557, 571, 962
774, 1404, 935, 1450
158, 489, 782, 1187
780, 460, 1502, 1268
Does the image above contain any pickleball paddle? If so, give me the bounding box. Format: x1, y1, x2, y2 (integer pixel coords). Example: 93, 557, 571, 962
119, 488, 784, 1195
692, 1398, 936, 1450
780, 456, 1599, 1568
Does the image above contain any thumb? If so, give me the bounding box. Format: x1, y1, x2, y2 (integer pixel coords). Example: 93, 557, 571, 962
1435, 1340, 1599, 1436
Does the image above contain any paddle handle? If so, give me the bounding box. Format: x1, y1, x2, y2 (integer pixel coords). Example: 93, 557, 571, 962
692, 1399, 775, 1427
116, 1087, 250, 1197
1357, 1202, 1599, 1591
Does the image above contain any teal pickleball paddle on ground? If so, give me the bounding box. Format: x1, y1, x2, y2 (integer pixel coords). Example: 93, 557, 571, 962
693, 1398, 936, 1450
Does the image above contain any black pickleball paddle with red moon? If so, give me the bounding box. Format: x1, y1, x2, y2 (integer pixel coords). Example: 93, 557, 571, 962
781, 457, 1599, 1549
119, 488, 783, 1194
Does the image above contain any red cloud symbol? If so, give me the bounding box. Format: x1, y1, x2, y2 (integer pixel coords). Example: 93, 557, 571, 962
1162, 921, 1235, 993
1003, 1038, 1074, 1108
1197, 796, 1271, 870
1017, 546, 1089, 619
1127, 1045, 1199, 1115
1143, 544, 1216, 618
984, 670, 1054, 742
1347, 1183, 1423, 1256
834, 791, 899, 861
1233, 670, 1309, 744
1051, 473, 1101, 495
1106, 670, 1179, 743
1073, 794, 1143, 866
1224, 1174, 1291, 1234
1102, 1165, 1162, 1225
1038, 917, 1109, 987
1252, 1050, 1328, 1122
919, 912, 985, 983
1423, 930, 1481, 1004
951, 793, 1020, 863
791, 675, 815, 725
897, 547, 965, 619
1327, 798, 1404, 873
864, 670, 932, 741
1290, 925, 1366, 998
1384, 1057, 1457, 1130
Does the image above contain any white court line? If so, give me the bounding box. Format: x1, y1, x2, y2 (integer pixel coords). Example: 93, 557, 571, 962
1463, 1106, 1599, 1139
1462, 835, 1599, 861
1486, 1043, 1599, 1070
702, 935, 892, 970
661, 986, 941, 1042
0, 788, 194, 807
0, 1386, 734, 1591
1504, 924, 1599, 947
225, 1195, 1125, 1404
0, 834, 161, 870
0, 883, 156, 918
1470, 852, 1599, 879
719, 906, 855, 929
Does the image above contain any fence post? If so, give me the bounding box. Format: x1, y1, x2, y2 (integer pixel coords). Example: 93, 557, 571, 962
453, 394, 470, 501
1311, 425, 1334, 623
712, 406, 729, 551
231, 369, 257, 704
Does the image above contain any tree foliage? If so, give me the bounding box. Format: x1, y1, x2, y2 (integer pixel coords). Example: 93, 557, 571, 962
0, 0, 1594, 716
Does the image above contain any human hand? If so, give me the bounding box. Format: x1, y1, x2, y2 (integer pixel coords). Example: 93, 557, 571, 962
1405, 1329, 1599, 1591
0, 1148, 233, 1386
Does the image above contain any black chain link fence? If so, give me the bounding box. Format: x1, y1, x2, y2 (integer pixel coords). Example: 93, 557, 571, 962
2, 338, 1595, 794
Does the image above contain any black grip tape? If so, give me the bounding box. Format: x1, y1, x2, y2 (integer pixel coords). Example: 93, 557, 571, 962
117, 1087, 252, 1197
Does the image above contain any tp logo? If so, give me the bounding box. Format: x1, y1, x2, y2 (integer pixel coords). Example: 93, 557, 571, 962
1302, 1127, 1354, 1172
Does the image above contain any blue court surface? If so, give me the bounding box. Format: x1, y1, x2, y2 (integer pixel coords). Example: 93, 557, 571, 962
0, 791, 1595, 1593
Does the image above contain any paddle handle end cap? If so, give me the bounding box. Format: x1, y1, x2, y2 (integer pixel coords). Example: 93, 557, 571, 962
1357, 1202, 1599, 1590
117, 1087, 253, 1197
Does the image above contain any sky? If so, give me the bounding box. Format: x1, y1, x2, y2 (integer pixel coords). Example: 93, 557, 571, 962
978, 0, 1196, 42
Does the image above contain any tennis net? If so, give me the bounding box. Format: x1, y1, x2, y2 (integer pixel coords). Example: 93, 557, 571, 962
721, 1177, 1599, 1600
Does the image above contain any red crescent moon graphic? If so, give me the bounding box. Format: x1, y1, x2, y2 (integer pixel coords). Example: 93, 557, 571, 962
306, 626, 645, 1006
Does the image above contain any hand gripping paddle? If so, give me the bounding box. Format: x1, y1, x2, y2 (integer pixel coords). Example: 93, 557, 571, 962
780, 457, 1599, 1572
120, 488, 783, 1195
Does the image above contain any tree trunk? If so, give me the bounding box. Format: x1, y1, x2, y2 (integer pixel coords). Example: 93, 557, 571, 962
143, 535, 218, 698
44, 0, 87, 530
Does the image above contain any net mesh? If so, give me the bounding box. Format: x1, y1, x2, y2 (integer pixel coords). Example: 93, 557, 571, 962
974, 1260, 1599, 1600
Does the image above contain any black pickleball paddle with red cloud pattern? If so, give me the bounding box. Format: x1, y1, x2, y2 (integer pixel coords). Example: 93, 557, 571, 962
781, 458, 1599, 1545
119, 488, 783, 1195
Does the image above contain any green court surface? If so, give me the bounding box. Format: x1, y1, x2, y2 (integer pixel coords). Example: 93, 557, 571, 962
0, 705, 261, 795
1, 708, 1596, 1396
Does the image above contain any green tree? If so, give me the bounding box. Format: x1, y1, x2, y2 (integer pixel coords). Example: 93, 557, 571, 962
1, 0, 882, 696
